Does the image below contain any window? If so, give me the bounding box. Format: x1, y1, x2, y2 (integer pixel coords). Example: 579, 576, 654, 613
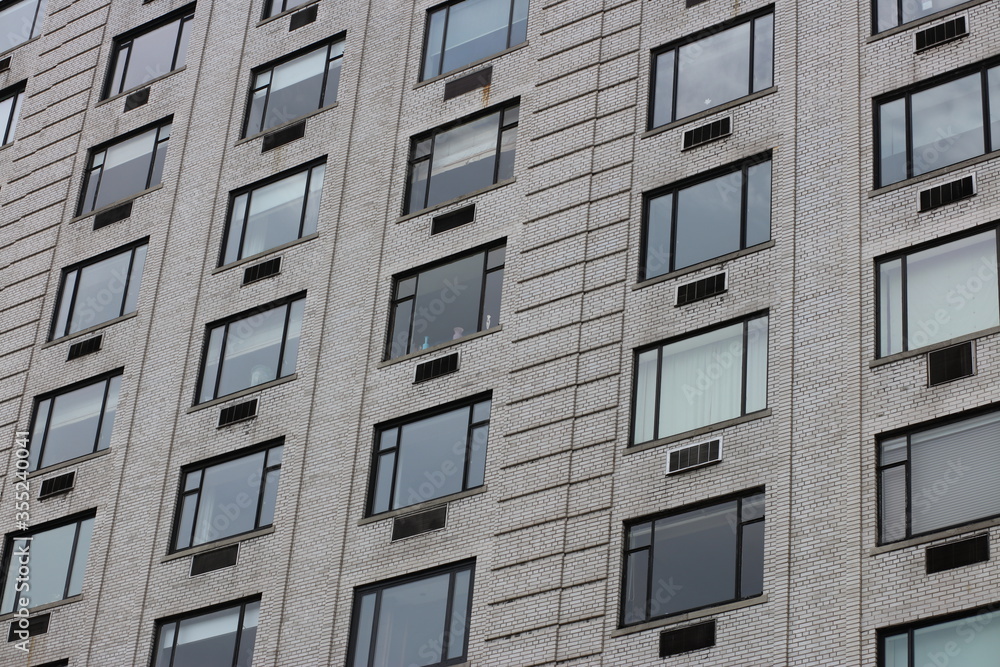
243, 39, 343, 137
650, 9, 773, 129
0, 513, 95, 613
348, 561, 473, 667
879, 408, 1000, 544
263, 0, 312, 19
152, 598, 259, 667
642, 153, 772, 280
29, 372, 122, 471
78, 119, 172, 215
386, 242, 504, 359
874, 0, 966, 33
405, 101, 518, 214
103, 7, 194, 99
633, 314, 768, 444
50, 240, 148, 340
369, 396, 490, 516
197, 295, 305, 403
877, 226, 999, 357
172, 441, 283, 551
0, 82, 25, 146
0, 0, 46, 53
221, 161, 325, 265
421, 0, 529, 81
877, 60, 1000, 187
622, 491, 764, 625
880, 606, 1000, 666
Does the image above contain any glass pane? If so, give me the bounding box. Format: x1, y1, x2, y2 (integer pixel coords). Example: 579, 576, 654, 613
674, 171, 743, 269
53, 270, 76, 338
176, 17, 192, 69
745, 160, 772, 247
388, 299, 414, 359
511, 0, 529, 46
739, 520, 764, 598
502, 104, 519, 127
96, 374, 122, 452
913, 610, 1000, 665
379, 428, 398, 452
441, 0, 511, 75
40, 380, 107, 468
628, 522, 651, 549
0, 0, 43, 52
92, 128, 158, 211
905, 231, 999, 350
623, 550, 649, 625
874, 0, 899, 32
751, 14, 773, 92
29, 398, 51, 471
423, 8, 447, 80
0, 95, 13, 145
407, 159, 430, 213
153, 622, 177, 667
200, 326, 225, 402
393, 407, 470, 509
7, 90, 22, 143
173, 607, 241, 667
123, 244, 148, 316
446, 569, 471, 659
902, 0, 965, 26
281, 298, 305, 375
258, 468, 281, 528
414, 138, 432, 159
174, 493, 197, 550
302, 163, 325, 236
243, 172, 309, 258
911, 74, 984, 177
185, 470, 203, 491
1, 538, 28, 612
878, 98, 907, 186
323, 57, 341, 107
191, 452, 267, 546
246, 88, 267, 136
397, 276, 417, 299
237, 601, 260, 667
372, 451, 396, 514
82, 168, 101, 214
879, 258, 904, 356
651, 51, 675, 128
676, 22, 751, 120
744, 316, 769, 414
426, 112, 501, 208
480, 268, 503, 331
119, 19, 184, 93
990, 67, 1000, 152
15, 523, 78, 609
742, 492, 766, 521
372, 574, 450, 667
410, 253, 485, 351
497, 126, 517, 181
644, 192, 672, 279
632, 349, 658, 444
262, 46, 327, 131
351, 593, 377, 667
467, 423, 489, 488
149, 137, 169, 190
224, 194, 249, 265
487, 247, 506, 269
217, 305, 288, 397
267, 445, 283, 467
880, 464, 907, 543
882, 633, 908, 667
67, 517, 95, 597
67, 249, 132, 335
472, 399, 491, 423
880, 436, 907, 465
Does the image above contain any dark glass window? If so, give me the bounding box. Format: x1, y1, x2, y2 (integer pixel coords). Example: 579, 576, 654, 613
0, 513, 95, 613
197, 295, 305, 403
405, 101, 518, 214
874, 0, 965, 33
348, 562, 473, 667
879, 409, 1000, 544
0, 81, 25, 146
422, 0, 529, 80
263, 0, 312, 19
633, 314, 768, 444
29, 372, 122, 471
880, 606, 1000, 666
78, 120, 172, 215
369, 396, 490, 515
51, 240, 148, 340
172, 441, 283, 551
221, 161, 325, 265
0, 0, 46, 53
877, 226, 999, 357
650, 9, 773, 129
642, 154, 771, 280
622, 492, 764, 626
243, 39, 343, 137
877, 60, 1000, 187
153, 598, 260, 667
387, 242, 504, 359
103, 7, 194, 99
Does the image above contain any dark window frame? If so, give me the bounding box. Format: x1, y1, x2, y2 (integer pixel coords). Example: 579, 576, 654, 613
0, 80, 26, 146
346, 559, 475, 667
647, 5, 775, 130
419, 0, 528, 82
873, 55, 1000, 188
403, 98, 519, 215
262, 0, 315, 20
384, 239, 506, 361
872, 0, 968, 34
877, 602, 1000, 667
0, 0, 46, 54
639, 151, 772, 280
620, 489, 765, 627
366, 393, 492, 517
218, 156, 327, 267
151, 595, 262, 667
101, 4, 195, 100
49, 237, 150, 341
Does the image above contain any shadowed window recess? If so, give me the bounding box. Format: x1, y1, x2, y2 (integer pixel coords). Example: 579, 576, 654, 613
0, 0, 47, 53
877, 226, 999, 357
29, 372, 122, 471
421, 0, 528, 80
622, 491, 765, 625
243, 38, 343, 137
348, 561, 474, 667
78, 120, 172, 215
405, 101, 518, 214
386, 242, 504, 359
880, 606, 1000, 667
153, 598, 260, 667
172, 441, 283, 551
103, 6, 194, 99
0, 81, 25, 145
369, 396, 490, 515
197, 296, 305, 403
650, 8, 773, 129
873, 0, 965, 33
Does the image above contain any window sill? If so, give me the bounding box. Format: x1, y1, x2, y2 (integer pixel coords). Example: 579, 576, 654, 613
236, 103, 338, 146
414, 41, 529, 89
625, 409, 772, 456
256, 0, 322, 27
28, 448, 112, 479
395, 179, 516, 224
0, 595, 83, 622
0, 35, 40, 60
95, 67, 187, 107
641, 87, 778, 140
70, 184, 165, 224
40, 312, 139, 349
866, 0, 990, 42
610, 595, 768, 637
869, 326, 1000, 368
212, 233, 319, 274
870, 516, 1000, 556
633, 241, 775, 291
377, 326, 503, 369
358, 486, 488, 526
187, 374, 298, 413
870, 151, 998, 197
161, 526, 275, 563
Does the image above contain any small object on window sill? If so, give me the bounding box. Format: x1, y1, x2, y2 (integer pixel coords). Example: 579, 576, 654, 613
421, 336, 430, 350
485, 315, 491, 328
452, 327, 464, 340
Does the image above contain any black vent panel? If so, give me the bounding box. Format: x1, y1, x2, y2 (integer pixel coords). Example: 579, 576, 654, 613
93, 201, 133, 230
67, 335, 103, 360
414, 353, 460, 384
8, 613, 49, 642
261, 119, 306, 152
915, 16, 968, 51
39, 472, 75, 499
682, 117, 731, 150
218, 399, 258, 427
668, 439, 721, 474
676, 273, 726, 306
124, 87, 150, 112
243, 257, 282, 285
0, 57, 10, 73
926, 534, 989, 574
660, 620, 716, 657
191, 544, 240, 576
919, 175, 975, 211
443, 67, 493, 101
432, 204, 476, 235
927, 342, 974, 386
288, 3, 318, 30
392, 506, 447, 541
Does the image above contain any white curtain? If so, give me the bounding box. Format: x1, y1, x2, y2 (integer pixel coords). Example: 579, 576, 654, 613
633, 350, 658, 443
